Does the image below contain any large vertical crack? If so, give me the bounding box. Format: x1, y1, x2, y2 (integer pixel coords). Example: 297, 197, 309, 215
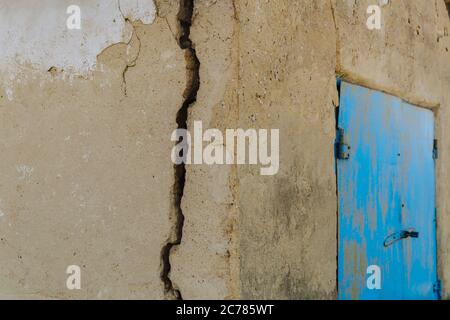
160, 0, 200, 300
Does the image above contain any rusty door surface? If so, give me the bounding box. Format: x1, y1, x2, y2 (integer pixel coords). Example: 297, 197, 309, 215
337, 81, 439, 300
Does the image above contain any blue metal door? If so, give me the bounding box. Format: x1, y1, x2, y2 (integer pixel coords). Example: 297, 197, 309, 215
337, 81, 439, 300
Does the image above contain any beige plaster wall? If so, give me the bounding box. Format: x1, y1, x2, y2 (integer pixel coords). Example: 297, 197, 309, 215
1, 0, 450, 300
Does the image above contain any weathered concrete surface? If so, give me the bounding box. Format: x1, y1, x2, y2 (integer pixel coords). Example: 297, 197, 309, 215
333, 0, 442, 108
434, 0, 450, 300
0, 1, 184, 299
172, 0, 450, 300
0, 0, 157, 101
2, 0, 450, 300
173, 0, 338, 299
235, 0, 337, 299
171, 0, 240, 299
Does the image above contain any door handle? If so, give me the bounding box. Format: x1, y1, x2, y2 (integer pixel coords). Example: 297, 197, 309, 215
383, 229, 419, 247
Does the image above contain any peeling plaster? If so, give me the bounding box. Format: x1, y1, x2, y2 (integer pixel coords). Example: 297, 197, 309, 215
0, 0, 156, 99
118, 0, 156, 24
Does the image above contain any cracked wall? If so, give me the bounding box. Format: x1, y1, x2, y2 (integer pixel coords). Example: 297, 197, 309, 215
160, 0, 200, 300
171, 0, 240, 299
1, 0, 450, 300
172, 0, 450, 299
0, 0, 157, 101
0, 0, 184, 299
172, 0, 338, 300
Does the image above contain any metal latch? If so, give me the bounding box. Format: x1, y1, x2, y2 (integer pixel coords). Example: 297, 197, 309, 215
383, 229, 419, 247
337, 128, 350, 160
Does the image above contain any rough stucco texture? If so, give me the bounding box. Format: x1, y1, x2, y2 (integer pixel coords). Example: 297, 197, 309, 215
0, 1, 183, 299
172, 0, 338, 300
171, 0, 240, 300
172, 0, 450, 300
236, 0, 338, 299
2, 0, 450, 300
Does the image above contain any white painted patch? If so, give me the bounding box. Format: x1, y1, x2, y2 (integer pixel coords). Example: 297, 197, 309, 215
0, 199, 5, 218
0, 0, 156, 96
82, 152, 91, 162
5, 88, 13, 101
119, 0, 157, 24
16, 165, 34, 180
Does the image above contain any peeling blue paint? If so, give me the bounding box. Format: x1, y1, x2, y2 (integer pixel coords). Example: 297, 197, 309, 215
337, 82, 438, 300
